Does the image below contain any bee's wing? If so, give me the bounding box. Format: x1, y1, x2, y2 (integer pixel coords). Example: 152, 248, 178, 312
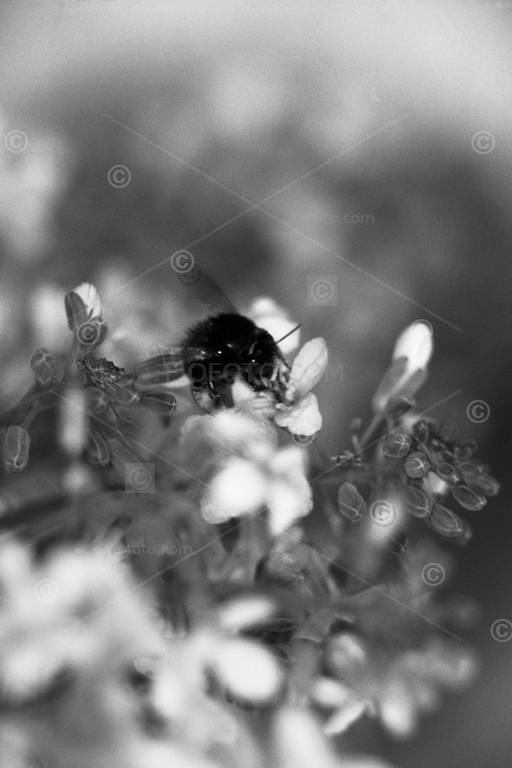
134, 343, 214, 387
134, 260, 238, 386
134, 344, 185, 386
174, 262, 239, 318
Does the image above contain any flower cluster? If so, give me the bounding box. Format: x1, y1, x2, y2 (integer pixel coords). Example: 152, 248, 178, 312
1, 283, 176, 477
180, 410, 313, 536
333, 319, 498, 543
0, 290, 500, 768
386, 417, 500, 538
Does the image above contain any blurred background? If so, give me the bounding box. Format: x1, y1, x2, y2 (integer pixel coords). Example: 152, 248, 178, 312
0, 1, 511, 765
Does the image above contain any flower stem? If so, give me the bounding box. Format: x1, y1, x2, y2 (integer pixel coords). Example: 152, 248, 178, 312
358, 413, 384, 453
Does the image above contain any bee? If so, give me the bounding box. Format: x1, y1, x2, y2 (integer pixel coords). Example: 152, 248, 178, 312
135, 264, 299, 410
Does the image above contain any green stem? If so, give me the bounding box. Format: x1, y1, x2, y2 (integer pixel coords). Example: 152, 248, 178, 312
358, 412, 384, 453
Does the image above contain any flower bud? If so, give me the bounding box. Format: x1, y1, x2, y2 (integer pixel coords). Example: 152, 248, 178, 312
403, 484, 433, 518
393, 320, 433, 370
451, 484, 487, 511
65, 282, 102, 331
465, 473, 500, 497
3, 426, 30, 472
337, 482, 366, 521
88, 430, 110, 466
382, 432, 411, 458
372, 321, 433, 413
436, 462, 461, 485
404, 451, 430, 478
430, 503, 464, 538
30, 348, 55, 384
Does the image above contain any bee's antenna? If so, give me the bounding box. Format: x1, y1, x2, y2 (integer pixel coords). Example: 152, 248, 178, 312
276, 324, 301, 345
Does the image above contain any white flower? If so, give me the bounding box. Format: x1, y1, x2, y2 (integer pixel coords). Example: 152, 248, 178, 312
247, 297, 300, 355
203, 445, 312, 535
73, 282, 102, 319
372, 320, 433, 413
182, 411, 313, 533
275, 338, 328, 437
181, 410, 275, 467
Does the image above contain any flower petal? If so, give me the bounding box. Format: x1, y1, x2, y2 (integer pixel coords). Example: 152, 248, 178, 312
73, 282, 102, 319
202, 459, 266, 523
208, 637, 282, 703
218, 595, 276, 633
290, 338, 328, 397
266, 481, 311, 536
324, 698, 368, 735
181, 411, 275, 464
267, 447, 312, 535
274, 706, 338, 768
393, 320, 433, 371
275, 393, 322, 436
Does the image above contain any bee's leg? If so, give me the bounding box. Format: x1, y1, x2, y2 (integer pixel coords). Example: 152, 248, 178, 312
207, 376, 233, 409
271, 357, 291, 401
206, 378, 220, 401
